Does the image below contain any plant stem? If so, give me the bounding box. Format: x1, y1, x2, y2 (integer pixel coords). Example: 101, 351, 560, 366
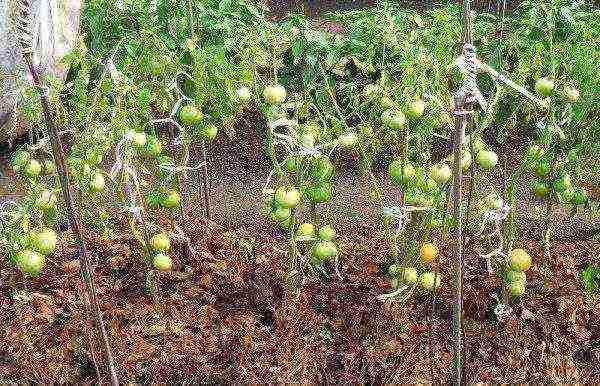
542, 149, 559, 272
504, 160, 528, 252
200, 140, 211, 220
542, 199, 553, 270
24, 55, 119, 386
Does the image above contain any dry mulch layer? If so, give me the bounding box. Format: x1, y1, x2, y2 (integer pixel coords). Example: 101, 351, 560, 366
0, 212, 599, 384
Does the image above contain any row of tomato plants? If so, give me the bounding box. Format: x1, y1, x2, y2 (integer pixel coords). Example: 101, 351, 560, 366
1, 0, 595, 308
2, 69, 588, 304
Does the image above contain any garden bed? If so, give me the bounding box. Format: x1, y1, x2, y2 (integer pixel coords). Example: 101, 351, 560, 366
0, 212, 598, 383
2, 0, 600, 383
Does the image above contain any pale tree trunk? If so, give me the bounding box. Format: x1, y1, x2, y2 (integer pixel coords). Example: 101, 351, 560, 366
1, 0, 83, 140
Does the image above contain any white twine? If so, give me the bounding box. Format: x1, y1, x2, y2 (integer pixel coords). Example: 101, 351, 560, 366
474, 203, 511, 273
261, 159, 287, 194
377, 284, 415, 302
382, 204, 433, 235
494, 302, 513, 323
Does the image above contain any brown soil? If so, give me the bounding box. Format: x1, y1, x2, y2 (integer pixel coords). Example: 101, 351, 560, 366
0, 210, 598, 383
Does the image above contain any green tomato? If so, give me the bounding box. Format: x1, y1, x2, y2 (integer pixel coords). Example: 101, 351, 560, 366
509, 280, 526, 297
161, 190, 181, 209
506, 270, 526, 284
24, 159, 42, 179
17, 250, 45, 276
572, 186, 588, 205
419, 271, 441, 291
552, 174, 572, 193
180, 104, 204, 126
304, 123, 321, 140
153, 253, 173, 271
263, 85, 287, 105
420, 177, 439, 193
535, 77, 555, 97
32, 228, 58, 255
402, 267, 418, 285
11, 150, 31, 172
296, 223, 315, 238
407, 100, 425, 119
389, 160, 415, 186
299, 132, 315, 148
533, 159, 550, 177
271, 206, 291, 222
305, 183, 332, 203
531, 181, 550, 198
89, 172, 106, 193
285, 156, 301, 173
560, 188, 575, 204
318, 225, 336, 241
484, 193, 503, 210
36, 190, 57, 211
145, 136, 162, 157
311, 240, 338, 262
381, 110, 406, 130
476, 150, 498, 170
388, 264, 401, 276
449, 152, 472, 172
275, 187, 302, 209
132, 132, 147, 147
200, 124, 218, 140
460, 152, 472, 172
429, 163, 452, 185
309, 155, 334, 182
150, 232, 171, 252
339, 132, 358, 148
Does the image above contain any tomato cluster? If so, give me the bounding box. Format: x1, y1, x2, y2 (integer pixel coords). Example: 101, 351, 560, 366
498, 248, 532, 297
526, 145, 587, 206
388, 242, 441, 291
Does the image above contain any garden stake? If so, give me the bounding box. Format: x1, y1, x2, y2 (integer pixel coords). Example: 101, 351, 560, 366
21, 55, 120, 386
15, 0, 119, 383
450, 2, 476, 384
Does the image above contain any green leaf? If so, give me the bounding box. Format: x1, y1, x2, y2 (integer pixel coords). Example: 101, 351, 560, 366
580, 264, 600, 295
